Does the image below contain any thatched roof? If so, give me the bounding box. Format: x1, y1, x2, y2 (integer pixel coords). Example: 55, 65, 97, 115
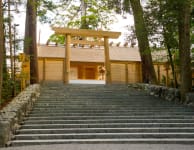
38, 45, 141, 62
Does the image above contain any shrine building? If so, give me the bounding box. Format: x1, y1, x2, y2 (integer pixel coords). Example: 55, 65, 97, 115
37, 27, 172, 85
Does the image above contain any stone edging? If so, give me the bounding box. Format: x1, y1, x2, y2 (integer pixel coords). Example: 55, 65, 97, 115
0, 84, 40, 147
128, 83, 194, 106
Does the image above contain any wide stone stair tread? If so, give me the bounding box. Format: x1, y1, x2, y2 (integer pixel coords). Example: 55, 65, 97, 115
31, 108, 194, 112
11, 138, 194, 146
25, 115, 194, 120
10, 83, 194, 146
24, 118, 194, 124
28, 112, 194, 116
20, 122, 194, 129
17, 127, 194, 134
14, 133, 194, 140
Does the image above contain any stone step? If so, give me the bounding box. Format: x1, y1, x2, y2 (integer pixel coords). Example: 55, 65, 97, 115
35, 97, 182, 101
32, 102, 180, 105
36, 98, 131, 101
40, 94, 130, 96
25, 115, 194, 120
14, 133, 194, 141
10, 83, 194, 146
21, 123, 194, 129
33, 105, 185, 109
31, 109, 189, 112
29, 112, 194, 117
28, 112, 194, 116
11, 138, 194, 146
17, 127, 194, 134
32, 106, 193, 113
34, 108, 185, 112
36, 99, 153, 102
40, 91, 129, 94
32, 102, 185, 106
33, 106, 185, 109
23, 118, 194, 124
34, 98, 172, 101
39, 91, 141, 94
33, 103, 181, 107
36, 98, 177, 101
35, 101, 172, 104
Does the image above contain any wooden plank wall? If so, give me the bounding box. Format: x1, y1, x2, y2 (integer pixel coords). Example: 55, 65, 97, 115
111, 62, 142, 84
38, 58, 144, 84
38, 60, 43, 81
45, 60, 63, 81
127, 63, 142, 83
70, 67, 78, 80
111, 63, 126, 84
38, 59, 63, 81
154, 63, 173, 86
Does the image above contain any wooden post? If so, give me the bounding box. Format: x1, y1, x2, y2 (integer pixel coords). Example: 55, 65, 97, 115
104, 37, 111, 84
125, 63, 129, 84
165, 63, 169, 87
43, 58, 46, 81
157, 64, 160, 84
64, 34, 71, 84
166, 69, 169, 87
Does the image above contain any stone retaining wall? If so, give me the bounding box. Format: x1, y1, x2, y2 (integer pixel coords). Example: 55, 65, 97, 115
0, 84, 40, 147
129, 83, 194, 106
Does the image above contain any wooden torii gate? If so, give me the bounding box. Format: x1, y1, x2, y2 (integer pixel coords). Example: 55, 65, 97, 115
52, 27, 121, 84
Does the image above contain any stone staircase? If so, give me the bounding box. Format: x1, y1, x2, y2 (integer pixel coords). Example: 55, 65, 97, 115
11, 82, 194, 146
192, 48, 194, 88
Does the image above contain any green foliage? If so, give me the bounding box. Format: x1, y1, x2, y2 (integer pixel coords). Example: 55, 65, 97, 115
48, 34, 65, 44
107, 0, 122, 13
37, 0, 59, 23
2, 79, 14, 100
51, 0, 115, 30
124, 25, 137, 47
1, 79, 21, 104
144, 0, 179, 48
172, 49, 179, 66
191, 3, 194, 45
122, 0, 131, 13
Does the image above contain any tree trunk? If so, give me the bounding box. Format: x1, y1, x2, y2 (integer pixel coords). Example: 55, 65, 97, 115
0, 0, 4, 102
8, 0, 14, 81
80, 0, 88, 29
178, 0, 192, 102
130, 0, 157, 84
24, 0, 39, 84
167, 47, 178, 88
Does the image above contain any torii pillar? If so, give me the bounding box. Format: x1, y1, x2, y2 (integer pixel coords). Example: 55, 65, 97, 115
104, 37, 111, 84
64, 34, 71, 84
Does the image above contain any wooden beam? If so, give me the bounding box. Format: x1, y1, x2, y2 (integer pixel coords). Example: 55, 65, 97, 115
125, 63, 129, 84
43, 58, 46, 81
71, 39, 104, 46
104, 37, 112, 84
64, 34, 71, 84
52, 27, 121, 39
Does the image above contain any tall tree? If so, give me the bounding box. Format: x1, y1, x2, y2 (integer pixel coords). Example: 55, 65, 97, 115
8, 0, 14, 81
80, 0, 87, 29
24, 0, 57, 83
178, 0, 192, 101
144, 0, 179, 87
127, 0, 157, 83
24, 0, 39, 84
0, 0, 4, 102
107, 0, 157, 83
51, 0, 115, 30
